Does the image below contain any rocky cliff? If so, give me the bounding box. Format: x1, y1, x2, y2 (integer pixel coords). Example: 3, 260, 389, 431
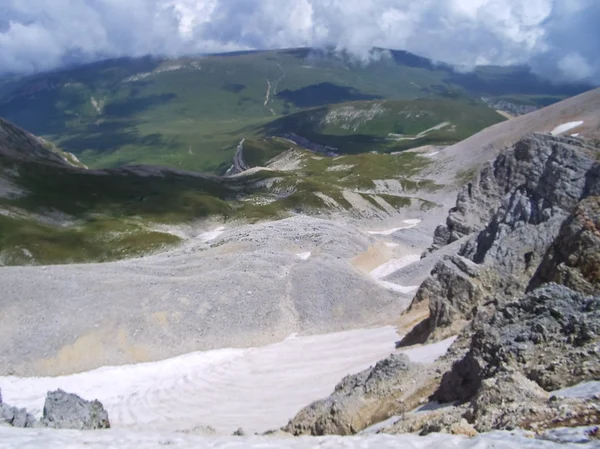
285, 133, 600, 436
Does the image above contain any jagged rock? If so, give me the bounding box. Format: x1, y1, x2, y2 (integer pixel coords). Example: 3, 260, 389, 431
398, 255, 482, 346
233, 427, 245, 436
530, 196, 600, 295
0, 389, 37, 428
436, 284, 600, 403
407, 134, 600, 343
284, 354, 439, 436
40, 389, 110, 430
434, 134, 599, 252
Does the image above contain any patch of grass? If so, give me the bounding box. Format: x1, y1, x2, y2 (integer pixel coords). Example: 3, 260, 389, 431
456, 167, 478, 185
0, 214, 180, 265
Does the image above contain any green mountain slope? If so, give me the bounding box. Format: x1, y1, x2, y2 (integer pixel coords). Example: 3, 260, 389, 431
0, 113, 444, 265
252, 97, 505, 159
0, 48, 593, 173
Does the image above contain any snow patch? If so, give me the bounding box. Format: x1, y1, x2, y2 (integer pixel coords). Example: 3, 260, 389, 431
198, 226, 225, 242
385, 242, 400, 248
399, 336, 458, 364
296, 251, 311, 260
367, 219, 421, 235
370, 255, 421, 279
0, 327, 399, 435
377, 280, 419, 294
551, 381, 600, 399
551, 121, 583, 136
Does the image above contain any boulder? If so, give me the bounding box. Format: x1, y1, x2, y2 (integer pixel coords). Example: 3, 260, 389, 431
284, 354, 439, 436
40, 389, 110, 430
0, 388, 37, 428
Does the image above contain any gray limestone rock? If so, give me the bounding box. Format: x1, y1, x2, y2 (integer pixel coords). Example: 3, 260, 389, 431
284, 354, 439, 436
40, 389, 110, 430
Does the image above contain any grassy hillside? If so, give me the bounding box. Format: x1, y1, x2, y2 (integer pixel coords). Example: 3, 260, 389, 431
253, 97, 505, 158
0, 48, 591, 173
0, 139, 443, 265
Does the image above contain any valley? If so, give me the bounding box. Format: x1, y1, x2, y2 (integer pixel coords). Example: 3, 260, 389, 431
0, 45, 599, 449
0, 48, 592, 173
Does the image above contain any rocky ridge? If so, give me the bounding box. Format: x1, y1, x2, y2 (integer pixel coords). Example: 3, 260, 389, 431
285, 133, 600, 436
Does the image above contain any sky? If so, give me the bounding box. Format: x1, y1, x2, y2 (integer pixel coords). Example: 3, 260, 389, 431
0, 0, 599, 83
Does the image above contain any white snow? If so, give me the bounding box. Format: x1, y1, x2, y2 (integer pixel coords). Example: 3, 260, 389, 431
367, 219, 422, 235
370, 255, 421, 279
551, 381, 600, 399
0, 327, 399, 435
571, 133, 580, 137
296, 251, 311, 260
198, 226, 225, 241
550, 121, 583, 136
399, 336, 458, 364
377, 280, 419, 294
370, 254, 421, 294
0, 426, 588, 449
425, 151, 440, 157
384, 242, 400, 248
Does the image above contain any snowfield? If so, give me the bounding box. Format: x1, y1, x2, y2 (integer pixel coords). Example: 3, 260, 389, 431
0, 327, 400, 434
0, 426, 595, 448
0, 327, 461, 437
550, 121, 584, 136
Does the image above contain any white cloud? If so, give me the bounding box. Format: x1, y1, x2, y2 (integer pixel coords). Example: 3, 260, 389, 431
0, 0, 598, 83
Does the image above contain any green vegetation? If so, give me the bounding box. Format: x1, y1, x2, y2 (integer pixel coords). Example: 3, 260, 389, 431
0, 48, 590, 174
0, 214, 180, 265
258, 98, 505, 155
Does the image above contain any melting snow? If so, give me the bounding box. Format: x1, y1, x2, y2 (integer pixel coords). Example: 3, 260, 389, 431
367, 219, 422, 235
198, 226, 225, 241
296, 251, 311, 260
399, 336, 458, 364
551, 381, 600, 399
378, 280, 419, 294
550, 121, 583, 136
0, 327, 399, 435
370, 255, 421, 279
0, 424, 588, 448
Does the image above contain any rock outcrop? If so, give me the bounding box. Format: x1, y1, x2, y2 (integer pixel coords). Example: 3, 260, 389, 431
529, 196, 600, 295
436, 284, 600, 403
406, 134, 600, 344
286, 133, 600, 437
41, 390, 110, 430
285, 354, 443, 436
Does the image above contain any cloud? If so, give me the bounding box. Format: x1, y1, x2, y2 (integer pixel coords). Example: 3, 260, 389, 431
0, 0, 598, 83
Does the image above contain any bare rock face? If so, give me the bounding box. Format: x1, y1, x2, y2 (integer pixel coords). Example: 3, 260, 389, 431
436, 284, 600, 404
529, 196, 600, 295
399, 255, 482, 346
284, 354, 441, 436
408, 134, 600, 343
40, 390, 110, 430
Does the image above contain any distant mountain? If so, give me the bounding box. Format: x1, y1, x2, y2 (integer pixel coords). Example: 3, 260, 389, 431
0, 48, 593, 173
